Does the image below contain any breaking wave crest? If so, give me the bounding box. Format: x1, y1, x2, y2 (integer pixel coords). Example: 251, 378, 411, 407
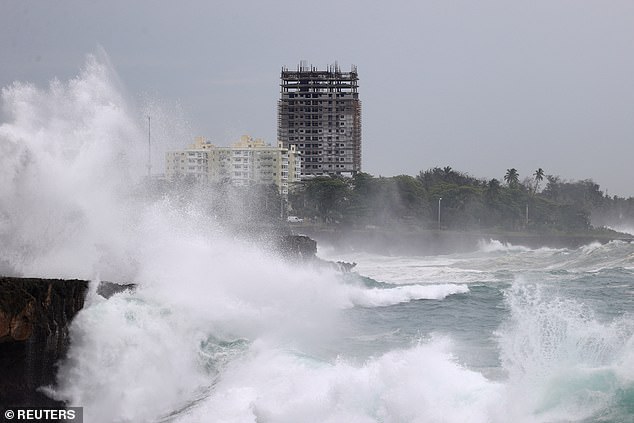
346, 283, 469, 308
477, 239, 533, 253
496, 281, 634, 422
0, 51, 144, 280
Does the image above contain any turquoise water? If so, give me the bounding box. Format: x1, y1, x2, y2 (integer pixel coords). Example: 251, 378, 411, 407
323, 240, 634, 422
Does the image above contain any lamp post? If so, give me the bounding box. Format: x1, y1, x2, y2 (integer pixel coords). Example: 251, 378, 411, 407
147, 115, 152, 178
438, 197, 442, 230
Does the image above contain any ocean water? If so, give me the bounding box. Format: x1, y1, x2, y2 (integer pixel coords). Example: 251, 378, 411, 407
1, 54, 633, 422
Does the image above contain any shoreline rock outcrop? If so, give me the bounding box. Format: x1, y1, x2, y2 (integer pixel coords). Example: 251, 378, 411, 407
0, 277, 88, 407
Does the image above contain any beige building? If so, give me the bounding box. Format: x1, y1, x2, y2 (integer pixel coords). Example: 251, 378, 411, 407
165, 135, 302, 194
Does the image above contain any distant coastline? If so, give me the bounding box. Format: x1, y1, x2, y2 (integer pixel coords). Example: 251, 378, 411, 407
298, 225, 633, 255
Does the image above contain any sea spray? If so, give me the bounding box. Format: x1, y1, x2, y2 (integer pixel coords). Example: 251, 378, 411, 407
47, 195, 355, 422
496, 281, 634, 421
177, 337, 501, 423
0, 52, 144, 280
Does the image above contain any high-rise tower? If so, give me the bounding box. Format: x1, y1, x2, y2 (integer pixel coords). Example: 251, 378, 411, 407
278, 62, 361, 178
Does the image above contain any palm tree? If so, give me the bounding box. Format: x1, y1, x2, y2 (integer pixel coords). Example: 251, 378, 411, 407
504, 168, 519, 188
533, 168, 545, 194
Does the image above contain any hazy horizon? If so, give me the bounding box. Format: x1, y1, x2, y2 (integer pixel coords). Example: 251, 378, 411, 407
2, 0, 633, 196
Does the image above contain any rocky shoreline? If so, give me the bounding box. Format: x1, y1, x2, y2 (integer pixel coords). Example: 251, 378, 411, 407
0, 277, 88, 407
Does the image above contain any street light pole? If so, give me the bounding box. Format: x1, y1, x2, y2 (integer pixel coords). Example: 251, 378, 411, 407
147, 115, 152, 178
438, 197, 442, 230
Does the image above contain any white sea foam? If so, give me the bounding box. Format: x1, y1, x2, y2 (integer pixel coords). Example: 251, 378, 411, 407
177, 338, 503, 423
318, 251, 490, 285
477, 239, 569, 256
346, 283, 469, 307
51, 293, 212, 421
477, 239, 532, 253
579, 241, 604, 255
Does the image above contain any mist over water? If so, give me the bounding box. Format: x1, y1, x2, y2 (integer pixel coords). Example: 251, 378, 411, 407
2, 54, 633, 422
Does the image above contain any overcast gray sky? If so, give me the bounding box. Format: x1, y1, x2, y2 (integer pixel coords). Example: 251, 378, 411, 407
2, 0, 633, 195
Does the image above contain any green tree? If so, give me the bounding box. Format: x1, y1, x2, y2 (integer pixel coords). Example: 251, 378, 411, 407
304, 177, 351, 224
504, 168, 519, 188
533, 168, 545, 194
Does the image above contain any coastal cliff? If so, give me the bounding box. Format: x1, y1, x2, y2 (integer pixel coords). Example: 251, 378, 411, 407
0, 277, 88, 407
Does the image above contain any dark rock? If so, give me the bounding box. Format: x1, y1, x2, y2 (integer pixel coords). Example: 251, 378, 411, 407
0, 278, 138, 407
336, 261, 357, 272
96, 281, 136, 299
0, 277, 88, 407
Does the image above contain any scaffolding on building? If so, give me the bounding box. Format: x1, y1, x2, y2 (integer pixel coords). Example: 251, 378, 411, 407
278, 63, 361, 179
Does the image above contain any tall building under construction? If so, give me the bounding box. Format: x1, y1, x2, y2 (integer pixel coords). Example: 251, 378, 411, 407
278, 62, 361, 178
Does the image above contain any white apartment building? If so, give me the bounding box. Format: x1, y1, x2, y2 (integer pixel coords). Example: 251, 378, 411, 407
165, 135, 302, 194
